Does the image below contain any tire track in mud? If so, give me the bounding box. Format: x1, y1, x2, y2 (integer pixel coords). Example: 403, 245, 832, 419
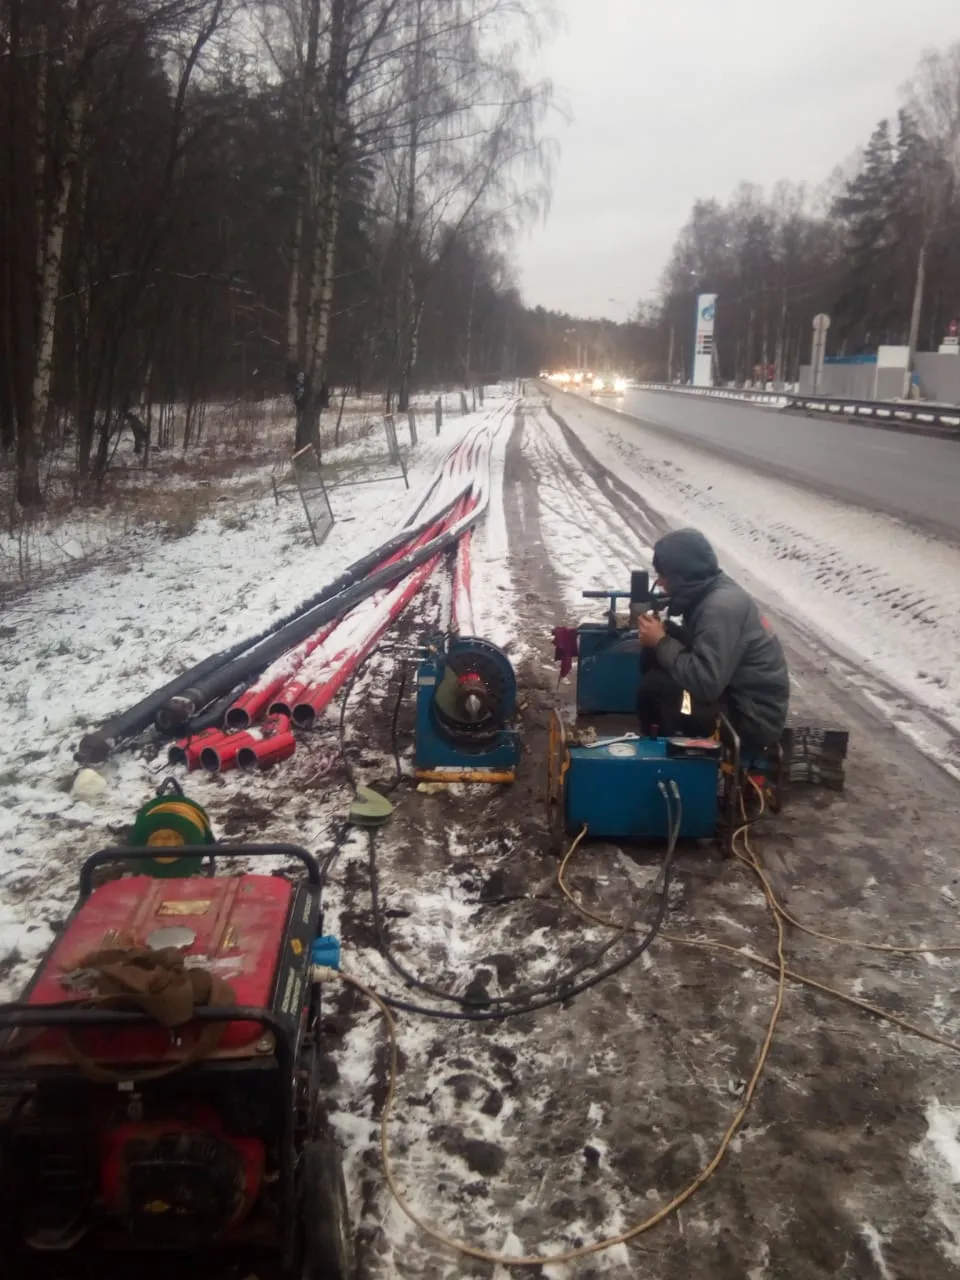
543, 401, 669, 547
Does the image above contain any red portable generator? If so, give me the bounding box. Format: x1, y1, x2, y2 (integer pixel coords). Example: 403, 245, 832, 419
0, 844, 353, 1278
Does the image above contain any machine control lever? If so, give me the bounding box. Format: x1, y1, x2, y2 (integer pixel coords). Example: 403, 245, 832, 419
582, 571, 664, 632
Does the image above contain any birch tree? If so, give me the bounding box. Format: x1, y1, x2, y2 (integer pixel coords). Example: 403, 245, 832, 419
276, 0, 402, 448
382, 0, 554, 409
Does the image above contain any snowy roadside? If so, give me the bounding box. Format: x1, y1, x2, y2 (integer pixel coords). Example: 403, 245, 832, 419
545, 389, 960, 776
2, 389, 960, 1279
0, 395, 514, 1000
0, 393, 490, 595
321, 399, 960, 1280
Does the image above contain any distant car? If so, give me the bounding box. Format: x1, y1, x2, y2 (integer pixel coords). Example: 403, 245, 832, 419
590, 375, 628, 397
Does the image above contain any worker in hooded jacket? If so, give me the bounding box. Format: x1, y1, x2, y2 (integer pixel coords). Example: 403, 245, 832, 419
636, 528, 790, 754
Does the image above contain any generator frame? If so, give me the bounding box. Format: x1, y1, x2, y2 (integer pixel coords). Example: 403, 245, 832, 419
0, 844, 350, 1278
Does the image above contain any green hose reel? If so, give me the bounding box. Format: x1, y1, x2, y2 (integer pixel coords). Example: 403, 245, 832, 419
129, 779, 215, 878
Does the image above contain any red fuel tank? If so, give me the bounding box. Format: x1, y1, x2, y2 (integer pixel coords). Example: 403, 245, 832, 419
22, 873, 294, 1066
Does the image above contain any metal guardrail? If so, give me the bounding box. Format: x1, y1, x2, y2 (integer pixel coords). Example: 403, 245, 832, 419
633, 383, 960, 434
636, 383, 790, 408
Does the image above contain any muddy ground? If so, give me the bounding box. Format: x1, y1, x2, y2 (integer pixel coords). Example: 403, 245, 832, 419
9, 397, 960, 1280
318, 399, 960, 1278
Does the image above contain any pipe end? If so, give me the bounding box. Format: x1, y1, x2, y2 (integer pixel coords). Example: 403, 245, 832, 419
76, 733, 110, 765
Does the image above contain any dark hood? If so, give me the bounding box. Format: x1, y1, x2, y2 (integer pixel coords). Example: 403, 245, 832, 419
652, 528, 721, 612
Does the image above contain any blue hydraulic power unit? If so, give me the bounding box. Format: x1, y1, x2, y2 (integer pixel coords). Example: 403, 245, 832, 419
548, 713, 722, 843
414, 635, 520, 782
550, 569, 725, 843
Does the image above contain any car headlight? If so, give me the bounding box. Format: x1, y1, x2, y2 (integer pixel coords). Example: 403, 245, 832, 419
614, 378, 627, 392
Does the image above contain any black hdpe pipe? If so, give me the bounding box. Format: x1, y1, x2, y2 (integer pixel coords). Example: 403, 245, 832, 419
75, 489, 471, 764
156, 495, 482, 736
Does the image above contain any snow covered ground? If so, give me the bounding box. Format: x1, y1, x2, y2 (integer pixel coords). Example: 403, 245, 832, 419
0, 394, 514, 999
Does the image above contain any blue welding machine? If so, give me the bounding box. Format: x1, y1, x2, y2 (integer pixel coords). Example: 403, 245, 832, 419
548, 713, 722, 843
573, 572, 662, 716
414, 635, 520, 782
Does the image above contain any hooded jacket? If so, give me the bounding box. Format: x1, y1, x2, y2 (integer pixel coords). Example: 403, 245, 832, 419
651, 528, 789, 746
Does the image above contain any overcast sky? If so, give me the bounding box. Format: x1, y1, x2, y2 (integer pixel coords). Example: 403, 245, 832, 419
515, 0, 960, 319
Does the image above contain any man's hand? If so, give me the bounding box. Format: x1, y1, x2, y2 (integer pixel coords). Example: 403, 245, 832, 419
638, 612, 666, 648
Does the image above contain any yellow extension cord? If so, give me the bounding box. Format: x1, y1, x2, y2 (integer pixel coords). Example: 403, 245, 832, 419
558, 782, 960, 1055
333, 779, 960, 1268
337, 793, 792, 1269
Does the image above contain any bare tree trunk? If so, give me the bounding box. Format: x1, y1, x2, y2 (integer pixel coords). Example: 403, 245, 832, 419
396, 0, 423, 414
33, 23, 48, 313
773, 288, 787, 385
744, 307, 755, 383
32, 88, 85, 467
760, 306, 769, 385
462, 266, 476, 387
905, 240, 928, 396
286, 0, 321, 381
295, 0, 348, 449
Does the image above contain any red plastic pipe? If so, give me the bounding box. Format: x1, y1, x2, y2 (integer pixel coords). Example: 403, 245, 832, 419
235, 508, 452, 727
226, 623, 337, 729
167, 726, 224, 770
291, 552, 444, 729
309, 488, 475, 702
237, 730, 297, 772
271, 512, 452, 717
199, 730, 259, 773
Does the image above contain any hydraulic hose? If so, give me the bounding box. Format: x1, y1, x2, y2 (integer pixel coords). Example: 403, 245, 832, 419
366, 787, 680, 1023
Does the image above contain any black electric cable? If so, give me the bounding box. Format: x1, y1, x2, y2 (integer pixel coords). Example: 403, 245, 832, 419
317, 818, 352, 898
367, 826, 646, 1008
368, 786, 681, 1022
320, 645, 410, 901
337, 651, 376, 795
386, 663, 409, 793
326, 643, 679, 1021
337, 643, 409, 794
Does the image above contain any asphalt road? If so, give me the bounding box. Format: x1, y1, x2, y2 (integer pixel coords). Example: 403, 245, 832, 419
604, 388, 960, 540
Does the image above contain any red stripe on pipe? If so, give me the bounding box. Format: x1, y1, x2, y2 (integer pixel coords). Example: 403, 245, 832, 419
452, 525, 473, 635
